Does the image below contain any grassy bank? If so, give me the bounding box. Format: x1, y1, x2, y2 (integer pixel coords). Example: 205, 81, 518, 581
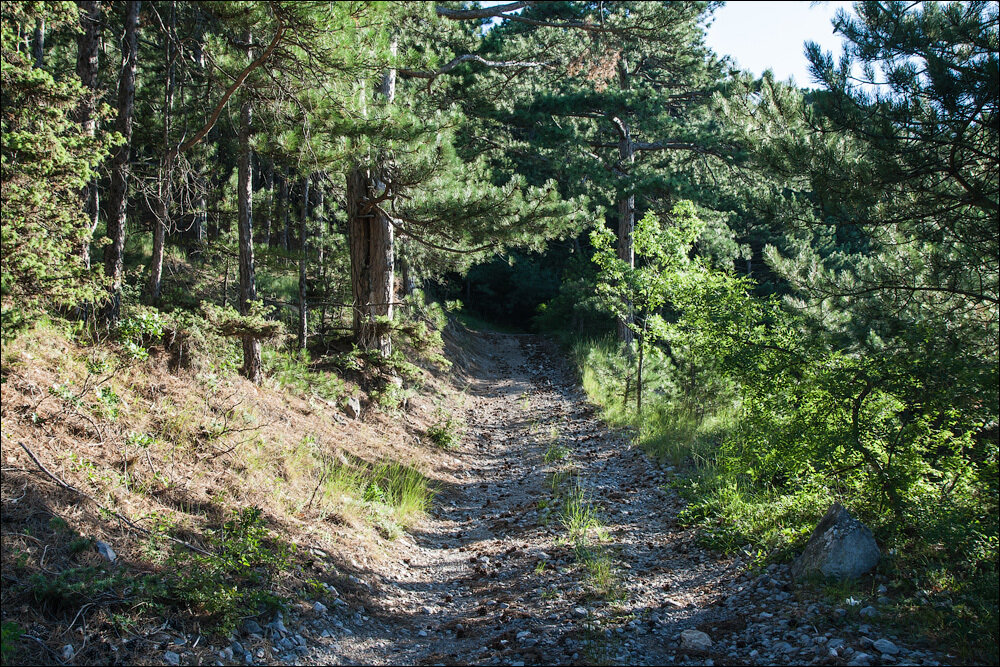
0, 294, 454, 664
571, 336, 998, 663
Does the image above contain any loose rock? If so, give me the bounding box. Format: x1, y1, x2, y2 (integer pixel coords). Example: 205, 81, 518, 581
791, 503, 880, 580
680, 628, 712, 652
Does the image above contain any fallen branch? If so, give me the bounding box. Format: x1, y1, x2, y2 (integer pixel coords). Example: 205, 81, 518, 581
16, 442, 213, 557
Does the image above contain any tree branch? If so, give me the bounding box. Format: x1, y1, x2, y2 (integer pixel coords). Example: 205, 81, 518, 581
168, 21, 286, 159
398, 54, 551, 80
434, 2, 531, 21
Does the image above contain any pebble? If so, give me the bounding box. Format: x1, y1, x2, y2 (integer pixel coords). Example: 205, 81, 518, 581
164, 650, 181, 666
61, 645, 74, 661
860, 606, 879, 618
313, 601, 328, 614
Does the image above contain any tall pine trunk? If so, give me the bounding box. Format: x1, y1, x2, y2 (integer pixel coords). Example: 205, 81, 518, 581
297, 175, 310, 350
614, 60, 635, 347
75, 0, 101, 272
32, 17, 45, 67
148, 1, 176, 302
263, 160, 274, 245
281, 166, 290, 251
349, 42, 396, 357
193, 191, 206, 243
236, 32, 260, 383
103, 0, 140, 322
616, 178, 635, 346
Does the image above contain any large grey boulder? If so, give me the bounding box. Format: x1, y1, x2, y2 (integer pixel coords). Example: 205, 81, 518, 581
791, 503, 880, 580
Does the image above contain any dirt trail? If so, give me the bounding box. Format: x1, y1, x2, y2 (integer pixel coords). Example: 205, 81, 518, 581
292, 332, 941, 667
301, 332, 736, 665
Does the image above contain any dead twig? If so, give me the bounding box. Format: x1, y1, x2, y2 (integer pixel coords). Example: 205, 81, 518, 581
16, 441, 213, 557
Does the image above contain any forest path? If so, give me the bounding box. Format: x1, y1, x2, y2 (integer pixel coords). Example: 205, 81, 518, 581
292, 331, 937, 667
306, 332, 739, 666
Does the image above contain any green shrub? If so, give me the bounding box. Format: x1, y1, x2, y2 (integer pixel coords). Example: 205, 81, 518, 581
1, 621, 23, 663
166, 507, 290, 634
426, 411, 464, 450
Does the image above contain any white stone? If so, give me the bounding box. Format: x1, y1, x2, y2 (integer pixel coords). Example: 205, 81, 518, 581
96, 540, 117, 563
345, 396, 361, 419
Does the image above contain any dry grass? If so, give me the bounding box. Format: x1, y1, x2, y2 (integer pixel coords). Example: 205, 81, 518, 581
0, 317, 466, 664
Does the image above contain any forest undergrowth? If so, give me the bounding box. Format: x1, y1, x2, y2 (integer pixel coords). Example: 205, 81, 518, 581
570, 336, 999, 663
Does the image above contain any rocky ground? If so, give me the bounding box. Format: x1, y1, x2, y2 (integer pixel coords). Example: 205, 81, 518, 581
148, 332, 950, 666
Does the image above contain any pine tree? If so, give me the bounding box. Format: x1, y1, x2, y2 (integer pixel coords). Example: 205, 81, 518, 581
1, 1, 114, 327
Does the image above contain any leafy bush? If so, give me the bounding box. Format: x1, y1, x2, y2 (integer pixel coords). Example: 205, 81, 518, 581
166, 507, 290, 634
117, 308, 165, 360
426, 411, 464, 450
1, 621, 22, 663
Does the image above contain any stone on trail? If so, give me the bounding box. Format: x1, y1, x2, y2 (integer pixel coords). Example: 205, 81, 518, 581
873, 638, 900, 655
680, 628, 712, 652
791, 503, 880, 580
164, 650, 181, 666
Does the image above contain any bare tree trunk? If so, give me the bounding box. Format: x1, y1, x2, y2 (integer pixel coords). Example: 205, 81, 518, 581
103, 0, 140, 322
75, 1, 101, 271
615, 122, 635, 348
32, 17, 44, 67
614, 59, 635, 348
262, 160, 274, 245
348, 165, 371, 337
237, 33, 260, 383
193, 184, 206, 243
281, 166, 290, 251
315, 182, 327, 337
349, 41, 397, 357
636, 313, 647, 420
399, 240, 416, 297
298, 175, 310, 350
148, 1, 176, 302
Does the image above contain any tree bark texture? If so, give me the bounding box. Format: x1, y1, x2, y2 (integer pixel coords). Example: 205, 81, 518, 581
298, 175, 310, 350
149, 1, 176, 302
103, 0, 140, 322
281, 167, 290, 251
237, 89, 261, 383
348, 166, 395, 357
75, 0, 101, 271
349, 43, 397, 357
263, 160, 274, 245
615, 121, 636, 347
614, 59, 635, 347
194, 192, 206, 242
32, 17, 45, 67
